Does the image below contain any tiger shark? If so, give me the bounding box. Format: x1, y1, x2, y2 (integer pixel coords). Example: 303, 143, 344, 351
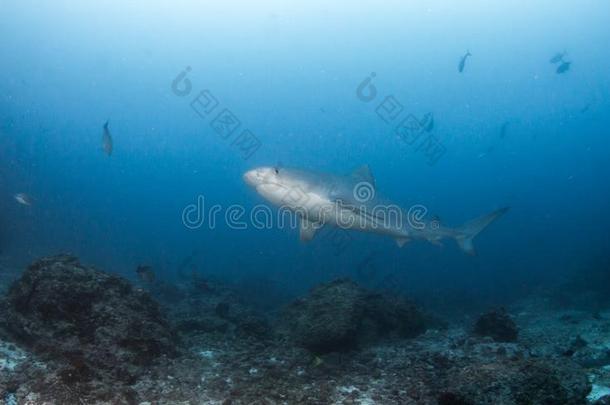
243, 165, 508, 255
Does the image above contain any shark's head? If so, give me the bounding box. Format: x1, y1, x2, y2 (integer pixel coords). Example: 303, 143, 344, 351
243, 166, 279, 188
243, 166, 322, 210
243, 166, 294, 206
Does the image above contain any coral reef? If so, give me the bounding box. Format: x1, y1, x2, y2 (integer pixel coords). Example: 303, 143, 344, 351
279, 278, 428, 353
472, 307, 519, 342
441, 357, 589, 404
154, 277, 272, 341
0, 254, 175, 400
0, 256, 603, 403
279, 278, 367, 353
592, 391, 610, 404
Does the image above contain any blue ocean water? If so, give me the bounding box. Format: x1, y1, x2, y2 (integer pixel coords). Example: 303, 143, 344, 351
1, 0, 609, 311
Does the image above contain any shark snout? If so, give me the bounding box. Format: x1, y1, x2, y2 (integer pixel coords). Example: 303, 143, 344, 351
243, 167, 276, 187
243, 170, 259, 187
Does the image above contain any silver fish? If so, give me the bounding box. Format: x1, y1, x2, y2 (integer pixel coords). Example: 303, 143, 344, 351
102, 121, 113, 156
458, 51, 471, 73
549, 52, 565, 64
14, 193, 33, 206
556, 61, 571, 74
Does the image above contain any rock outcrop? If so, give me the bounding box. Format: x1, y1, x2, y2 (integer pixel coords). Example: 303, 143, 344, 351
473, 308, 518, 342
153, 277, 271, 341
0, 254, 175, 386
279, 279, 429, 353
440, 358, 590, 405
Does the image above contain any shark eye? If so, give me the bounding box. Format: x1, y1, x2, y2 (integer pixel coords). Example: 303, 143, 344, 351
274, 168, 279, 174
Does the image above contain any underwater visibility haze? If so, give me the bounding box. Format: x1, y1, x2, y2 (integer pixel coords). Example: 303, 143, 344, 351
1, 1, 610, 403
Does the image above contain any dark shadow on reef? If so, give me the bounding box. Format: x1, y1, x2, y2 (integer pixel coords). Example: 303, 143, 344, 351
277, 278, 438, 353
0, 255, 598, 404
472, 307, 519, 342
152, 270, 273, 345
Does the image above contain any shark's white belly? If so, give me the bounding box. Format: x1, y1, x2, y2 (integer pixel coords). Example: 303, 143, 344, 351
256, 184, 405, 238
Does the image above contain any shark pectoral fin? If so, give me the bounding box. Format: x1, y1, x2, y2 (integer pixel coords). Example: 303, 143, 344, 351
395, 237, 410, 248
300, 218, 322, 242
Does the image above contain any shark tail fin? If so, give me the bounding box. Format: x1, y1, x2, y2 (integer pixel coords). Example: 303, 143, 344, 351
454, 207, 509, 255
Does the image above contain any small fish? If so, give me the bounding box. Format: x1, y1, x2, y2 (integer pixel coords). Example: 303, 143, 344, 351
458, 51, 471, 73
549, 52, 565, 64
14, 193, 33, 206
312, 356, 324, 367
102, 120, 113, 156
556, 61, 571, 74
580, 102, 591, 114
136, 265, 155, 283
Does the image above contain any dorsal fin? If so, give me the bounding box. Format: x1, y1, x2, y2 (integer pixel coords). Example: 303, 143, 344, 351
351, 165, 375, 188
